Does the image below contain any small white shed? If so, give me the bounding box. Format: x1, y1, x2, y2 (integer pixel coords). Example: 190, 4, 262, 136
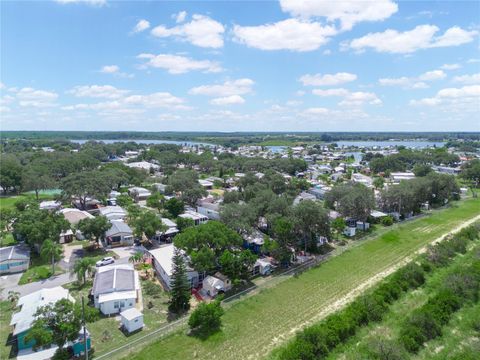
120, 308, 143, 333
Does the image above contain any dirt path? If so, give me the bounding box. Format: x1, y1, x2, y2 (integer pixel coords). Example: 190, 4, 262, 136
267, 214, 480, 354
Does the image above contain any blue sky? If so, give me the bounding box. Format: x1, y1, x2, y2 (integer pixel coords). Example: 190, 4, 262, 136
1, 0, 479, 132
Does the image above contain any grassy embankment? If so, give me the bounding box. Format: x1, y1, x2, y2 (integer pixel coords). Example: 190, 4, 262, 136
122, 197, 480, 360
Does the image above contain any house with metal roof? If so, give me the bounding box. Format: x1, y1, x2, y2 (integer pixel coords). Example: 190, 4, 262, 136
10, 287, 74, 350
148, 244, 199, 291
0, 245, 30, 274
105, 220, 134, 247
92, 264, 141, 315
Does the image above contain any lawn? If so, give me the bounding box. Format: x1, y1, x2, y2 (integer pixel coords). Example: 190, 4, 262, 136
18, 254, 65, 285
65, 277, 171, 356
0, 300, 15, 359
123, 197, 480, 360
0, 193, 55, 212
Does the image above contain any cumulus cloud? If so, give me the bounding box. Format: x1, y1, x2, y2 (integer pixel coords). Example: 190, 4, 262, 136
453, 73, 480, 84
345, 25, 478, 54
67, 85, 129, 99
299, 72, 357, 86
410, 85, 480, 106
312, 87, 381, 106
302, 107, 330, 115
173, 11, 187, 23
233, 19, 337, 52
124, 92, 187, 109
16, 87, 58, 107
210, 95, 245, 106
151, 14, 224, 48
137, 53, 222, 74
189, 78, 254, 97
132, 19, 150, 33
100, 65, 120, 74
440, 63, 461, 70
280, 0, 398, 31
379, 69, 446, 89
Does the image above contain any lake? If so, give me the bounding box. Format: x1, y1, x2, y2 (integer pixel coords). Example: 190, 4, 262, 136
71, 139, 214, 147
334, 140, 445, 148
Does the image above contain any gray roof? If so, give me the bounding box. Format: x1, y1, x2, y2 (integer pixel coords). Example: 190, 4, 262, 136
92, 265, 135, 295
0, 245, 30, 262
105, 220, 133, 237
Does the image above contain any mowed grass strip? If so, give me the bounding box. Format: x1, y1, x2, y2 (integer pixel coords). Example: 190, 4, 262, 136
125, 198, 480, 360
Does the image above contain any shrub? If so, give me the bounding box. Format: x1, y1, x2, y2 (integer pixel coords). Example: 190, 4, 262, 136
188, 300, 224, 339
381, 216, 394, 226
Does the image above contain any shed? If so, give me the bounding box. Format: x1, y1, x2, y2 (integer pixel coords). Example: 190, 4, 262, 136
120, 308, 144, 333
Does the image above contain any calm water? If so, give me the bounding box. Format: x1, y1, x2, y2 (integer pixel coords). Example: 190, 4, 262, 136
71, 139, 214, 147
334, 140, 445, 148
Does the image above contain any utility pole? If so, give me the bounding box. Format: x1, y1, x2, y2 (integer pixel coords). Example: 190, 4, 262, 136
82, 296, 89, 360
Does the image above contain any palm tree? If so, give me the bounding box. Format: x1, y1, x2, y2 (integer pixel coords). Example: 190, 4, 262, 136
40, 239, 62, 275
129, 251, 143, 264
73, 257, 96, 286
139, 263, 152, 278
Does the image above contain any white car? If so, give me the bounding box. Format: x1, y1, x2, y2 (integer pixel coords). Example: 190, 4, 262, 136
96, 256, 115, 267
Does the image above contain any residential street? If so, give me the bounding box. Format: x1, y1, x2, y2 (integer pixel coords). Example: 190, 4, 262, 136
0, 246, 131, 299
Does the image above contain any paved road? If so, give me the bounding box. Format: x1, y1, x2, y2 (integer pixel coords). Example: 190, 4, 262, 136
0, 248, 130, 299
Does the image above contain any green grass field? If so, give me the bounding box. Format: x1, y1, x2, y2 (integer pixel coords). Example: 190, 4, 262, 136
0, 193, 55, 211
123, 198, 479, 360
323, 242, 480, 360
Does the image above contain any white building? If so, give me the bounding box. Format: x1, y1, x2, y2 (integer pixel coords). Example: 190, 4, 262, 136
120, 308, 143, 333
92, 264, 141, 315
179, 210, 208, 226
148, 244, 199, 290
98, 206, 127, 221
10, 287, 74, 351
125, 161, 160, 172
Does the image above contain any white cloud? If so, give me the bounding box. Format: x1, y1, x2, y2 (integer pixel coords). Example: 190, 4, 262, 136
233, 18, 337, 52
132, 19, 150, 33
16, 87, 58, 107
67, 85, 129, 99
346, 25, 478, 54
124, 92, 187, 109
210, 95, 245, 105
453, 73, 480, 84
189, 78, 254, 97
418, 70, 446, 81
173, 11, 187, 23
137, 53, 222, 74
440, 63, 461, 70
100, 65, 120, 74
312, 87, 381, 106
299, 72, 357, 86
280, 0, 398, 31
302, 107, 330, 115
410, 85, 480, 106
151, 14, 224, 48
55, 0, 106, 6
379, 69, 446, 89
312, 88, 349, 96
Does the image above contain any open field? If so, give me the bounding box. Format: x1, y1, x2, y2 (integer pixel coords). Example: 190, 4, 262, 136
0, 193, 55, 211
323, 242, 480, 359
119, 198, 480, 360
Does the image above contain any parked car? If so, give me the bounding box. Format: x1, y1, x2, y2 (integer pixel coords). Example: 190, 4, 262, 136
96, 257, 115, 267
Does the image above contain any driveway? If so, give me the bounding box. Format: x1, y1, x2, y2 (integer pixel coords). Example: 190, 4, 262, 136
0, 272, 23, 294
1, 271, 74, 299
110, 245, 143, 259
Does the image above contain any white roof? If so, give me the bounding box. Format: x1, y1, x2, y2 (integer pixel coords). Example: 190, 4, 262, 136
179, 210, 208, 221
203, 275, 224, 290
39, 200, 61, 210
98, 290, 137, 304
161, 218, 177, 228
126, 161, 159, 170
198, 179, 213, 187
120, 307, 143, 321
99, 206, 126, 217
149, 244, 175, 277
11, 287, 73, 335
